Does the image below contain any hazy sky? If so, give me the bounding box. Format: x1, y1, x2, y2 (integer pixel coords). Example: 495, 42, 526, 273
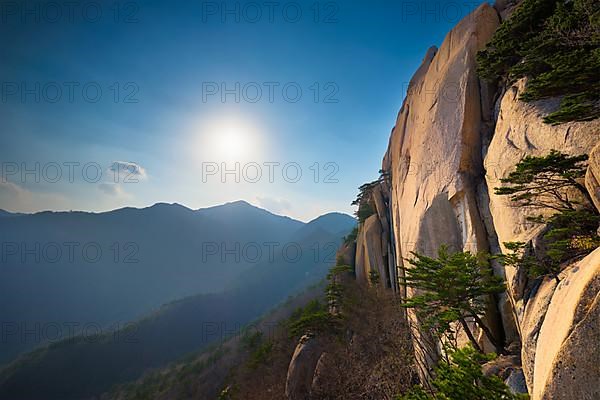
0, 0, 484, 221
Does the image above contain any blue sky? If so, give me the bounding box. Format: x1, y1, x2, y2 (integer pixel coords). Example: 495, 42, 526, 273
0, 0, 485, 221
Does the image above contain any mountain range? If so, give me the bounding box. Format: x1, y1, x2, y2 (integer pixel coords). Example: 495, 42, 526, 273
0, 201, 355, 369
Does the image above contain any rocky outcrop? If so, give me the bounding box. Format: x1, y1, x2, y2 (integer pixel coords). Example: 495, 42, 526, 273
531, 248, 600, 400
354, 183, 397, 291
484, 80, 600, 321
519, 276, 557, 391
483, 78, 600, 398
381, 2, 502, 376
355, 214, 386, 287
347, 0, 599, 397
383, 2, 499, 263
310, 352, 332, 394
516, 253, 600, 399
335, 242, 356, 268
586, 143, 600, 213
285, 335, 323, 400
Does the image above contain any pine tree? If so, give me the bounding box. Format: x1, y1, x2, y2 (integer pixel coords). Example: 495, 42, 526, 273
477, 0, 600, 123
495, 151, 599, 279
494, 150, 592, 212
400, 247, 506, 354
398, 346, 529, 400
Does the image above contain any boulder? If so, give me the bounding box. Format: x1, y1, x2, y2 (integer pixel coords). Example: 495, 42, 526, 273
532, 248, 600, 400
505, 368, 528, 395
482, 354, 521, 379
285, 335, 323, 400
355, 214, 387, 288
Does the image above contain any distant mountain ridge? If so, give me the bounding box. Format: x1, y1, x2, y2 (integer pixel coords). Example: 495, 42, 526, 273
0, 201, 355, 366
0, 204, 355, 400
1, 199, 302, 220
0, 209, 23, 218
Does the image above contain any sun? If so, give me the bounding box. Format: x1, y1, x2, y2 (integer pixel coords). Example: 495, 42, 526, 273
213, 120, 250, 160
199, 115, 263, 162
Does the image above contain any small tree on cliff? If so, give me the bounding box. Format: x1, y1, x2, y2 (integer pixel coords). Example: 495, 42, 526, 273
398, 345, 528, 400
495, 150, 599, 278
494, 150, 593, 212
352, 180, 380, 223
400, 247, 506, 354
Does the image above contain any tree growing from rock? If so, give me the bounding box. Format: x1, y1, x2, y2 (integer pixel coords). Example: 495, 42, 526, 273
352, 180, 380, 223
494, 150, 593, 212
495, 150, 599, 279
400, 247, 506, 355
477, 0, 600, 124
398, 345, 528, 400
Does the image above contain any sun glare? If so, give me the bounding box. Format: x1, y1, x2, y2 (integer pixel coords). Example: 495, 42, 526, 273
198, 116, 263, 162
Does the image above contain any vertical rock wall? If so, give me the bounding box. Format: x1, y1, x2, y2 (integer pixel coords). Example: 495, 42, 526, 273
586, 143, 600, 213
352, 2, 600, 398
484, 79, 600, 399
484, 80, 600, 320
381, 3, 502, 377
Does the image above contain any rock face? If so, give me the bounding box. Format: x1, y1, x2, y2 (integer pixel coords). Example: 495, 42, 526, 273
336, 242, 356, 268
484, 79, 600, 322
285, 335, 323, 400
519, 276, 557, 391
383, 2, 499, 262
381, 2, 502, 376
532, 249, 600, 400
484, 78, 600, 399
355, 214, 386, 287
348, 0, 600, 397
354, 184, 398, 291
484, 80, 600, 400
586, 143, 600, 213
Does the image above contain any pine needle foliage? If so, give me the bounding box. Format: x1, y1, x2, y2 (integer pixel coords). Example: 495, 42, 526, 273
400, 247, 506, 354
398, 346, 529, 400
477, 0, 600, 123
495, 151, 599, 279
494, 150, 591, 212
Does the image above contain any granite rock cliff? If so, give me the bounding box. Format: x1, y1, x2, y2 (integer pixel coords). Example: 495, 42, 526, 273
349, 2, 600, 399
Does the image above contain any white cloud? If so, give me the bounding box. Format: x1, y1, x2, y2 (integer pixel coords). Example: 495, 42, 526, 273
108, 161, 148, 182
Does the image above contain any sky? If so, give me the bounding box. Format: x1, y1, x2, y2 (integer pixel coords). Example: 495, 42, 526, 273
0, 0, 486, 221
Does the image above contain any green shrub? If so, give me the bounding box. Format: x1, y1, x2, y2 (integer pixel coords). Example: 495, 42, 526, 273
494, 150, 591, 212
400, 247, 506, 353
352, 179, 383, 223
287, 304, 340, 338
398, 346, 528, 400
498, 241, 545, 278
496, 151, 599, 279
247, 341, 273, 369
369, 269, 380, 286
543, 209, 600, 264
343, 226, 359, 246
477, 0, 600, 123
356, 201, 376, 224
506, 218, 600, 279
240, 330, 263, 351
